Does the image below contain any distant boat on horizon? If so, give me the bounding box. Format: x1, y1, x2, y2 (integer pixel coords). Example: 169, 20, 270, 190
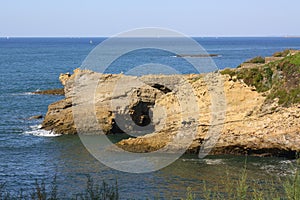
89, 40, 93, 44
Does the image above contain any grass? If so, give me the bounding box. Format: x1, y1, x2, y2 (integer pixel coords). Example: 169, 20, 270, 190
1, 159, 299, 200
283, 158, 300, 200
0, 176, 118, 200
183, 157, 300, 200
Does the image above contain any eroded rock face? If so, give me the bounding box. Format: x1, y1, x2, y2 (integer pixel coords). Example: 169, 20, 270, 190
42, 69, 300, 157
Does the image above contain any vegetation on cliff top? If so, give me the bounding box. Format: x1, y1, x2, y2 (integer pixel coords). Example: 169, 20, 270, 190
245, 56, 265, 64
273, 49, 292, 57
221, 50, 300, 106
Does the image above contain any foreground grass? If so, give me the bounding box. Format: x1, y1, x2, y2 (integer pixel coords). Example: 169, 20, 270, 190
184, 158, 300, 200
1, 160, 299, 200
1, 155, 299, 200
0, 176, 118, 200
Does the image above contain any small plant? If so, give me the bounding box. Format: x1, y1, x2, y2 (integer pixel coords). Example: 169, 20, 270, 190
183, 187, 196, 200
202, 181, 212, 200
0, 176, 119, 200
236, 162, 248, 200
77, 176, 119, 200
283, 156, 300, 200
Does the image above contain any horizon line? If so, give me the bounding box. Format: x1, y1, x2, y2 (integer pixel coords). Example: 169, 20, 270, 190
1, 35, 300, 38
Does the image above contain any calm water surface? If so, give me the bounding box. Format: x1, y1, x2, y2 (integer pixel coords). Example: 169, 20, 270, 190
1, 37, 300, 198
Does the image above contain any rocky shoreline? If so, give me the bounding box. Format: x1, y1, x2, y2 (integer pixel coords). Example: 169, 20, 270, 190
41, 50, 300, 158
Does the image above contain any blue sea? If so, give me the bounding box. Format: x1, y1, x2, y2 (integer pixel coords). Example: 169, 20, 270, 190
1, 37, 300, 198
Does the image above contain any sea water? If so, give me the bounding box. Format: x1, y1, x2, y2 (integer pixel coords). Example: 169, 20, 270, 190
0, 37, 300, 198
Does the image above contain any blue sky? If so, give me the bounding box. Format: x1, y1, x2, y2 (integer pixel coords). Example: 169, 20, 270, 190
1, 0, 299, 37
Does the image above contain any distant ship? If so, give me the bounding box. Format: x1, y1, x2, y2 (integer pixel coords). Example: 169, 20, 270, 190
89, 40, 93, 44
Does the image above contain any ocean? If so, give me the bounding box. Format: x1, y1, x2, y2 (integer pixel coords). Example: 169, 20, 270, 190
1, 37, 300, 198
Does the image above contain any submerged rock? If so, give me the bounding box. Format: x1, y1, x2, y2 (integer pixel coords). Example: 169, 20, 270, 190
33, 88, 65, 95
29, 115, 43, 120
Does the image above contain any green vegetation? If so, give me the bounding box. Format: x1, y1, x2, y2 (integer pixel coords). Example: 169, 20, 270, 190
221, 51, 300, 106
236, 66, 273, 92
245, 56, 265, 64
1, 159, 300, 200
265, 52, 300, 106
273, 49, 291, 57
220, 68, 236, 78
0, 176, 118, 200
283, 159, 300, 200
183, 158, 300, 200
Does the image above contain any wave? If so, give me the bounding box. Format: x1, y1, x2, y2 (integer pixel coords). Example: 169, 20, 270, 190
10, 89, 43, 96
24, 125, 62, 137
10, 92, 36, 96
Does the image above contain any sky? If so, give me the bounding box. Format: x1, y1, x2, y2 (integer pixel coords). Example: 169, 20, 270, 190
1, 0, 300, 37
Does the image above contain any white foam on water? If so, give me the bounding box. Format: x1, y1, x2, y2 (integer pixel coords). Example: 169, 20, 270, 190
259, 162, 297, 177
24, 125, 62, 137
203, 159, 225, 165
182, 158, 225, 165
279, 160, 292, 165
11, 92, 35, 96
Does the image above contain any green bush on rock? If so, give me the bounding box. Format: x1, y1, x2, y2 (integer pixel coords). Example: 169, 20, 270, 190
245, 56, 265, 64
226, 52, 300, 107
273, 49, 291, 57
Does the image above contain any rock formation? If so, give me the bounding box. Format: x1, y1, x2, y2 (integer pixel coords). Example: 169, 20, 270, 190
41, 51, 300, 157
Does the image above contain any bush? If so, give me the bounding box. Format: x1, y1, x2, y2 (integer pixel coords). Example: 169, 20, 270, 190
235, 52, 300, 106
220, 68, 236, 77
273, 49, 291, 57
236, 68, 272, 92
245, 56, 265, 64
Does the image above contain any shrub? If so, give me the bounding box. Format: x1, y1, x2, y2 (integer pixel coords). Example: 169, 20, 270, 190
245, 56, 265, 64
273, 49, 291, 57
220, 68, 236, 77
235, 52, 300, 106
236, 68, 272, 92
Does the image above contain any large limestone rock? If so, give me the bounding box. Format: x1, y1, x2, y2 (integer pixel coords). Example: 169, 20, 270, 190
42, 69, 300, 157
